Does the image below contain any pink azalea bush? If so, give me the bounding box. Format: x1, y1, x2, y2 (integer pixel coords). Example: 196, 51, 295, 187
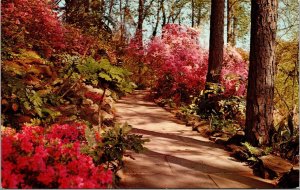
142, 24, 248, 103
221, 46, 248, 96
2, 124, 113, 188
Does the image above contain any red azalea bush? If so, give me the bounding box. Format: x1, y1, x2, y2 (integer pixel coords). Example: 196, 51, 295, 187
1, 0, 65, 52
85, 91, 104, 103
1, 124, 113, 188
1, 0, 99, 57
143, 24, 248, 103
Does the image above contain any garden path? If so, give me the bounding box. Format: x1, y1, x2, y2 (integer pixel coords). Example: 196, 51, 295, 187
115, 90, 275, 188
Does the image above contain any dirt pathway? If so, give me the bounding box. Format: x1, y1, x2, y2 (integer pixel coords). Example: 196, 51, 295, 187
116, 90, 274, 188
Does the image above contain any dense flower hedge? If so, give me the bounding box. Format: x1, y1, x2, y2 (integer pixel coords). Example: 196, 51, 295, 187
2, 124, 113, 188
129, 24, 249, 103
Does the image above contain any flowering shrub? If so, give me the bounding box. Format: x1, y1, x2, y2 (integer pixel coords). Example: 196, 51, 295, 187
221, 46, 248, 96
1, 124, 113, 188
1, 0, 65, 53
1, 0, 100, 57
143, 24, 248, 103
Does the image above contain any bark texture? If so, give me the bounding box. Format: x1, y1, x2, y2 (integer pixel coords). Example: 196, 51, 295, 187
206, 0, 225, 84
136, 0, 144, 44
152, 0, 162, 37
136, 0, 144, 85
245, 0, 278, 146
191, 0, 195, 27
227, 0, 239, 46
227, 0, 233, 45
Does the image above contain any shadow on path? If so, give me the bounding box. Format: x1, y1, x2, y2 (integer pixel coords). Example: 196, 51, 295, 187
132, 128, 224, 150
142, 149, 274, 188
117, 90, 275, 188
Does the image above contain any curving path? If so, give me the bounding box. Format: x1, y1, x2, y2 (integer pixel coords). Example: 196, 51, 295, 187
116, 90, 275, 188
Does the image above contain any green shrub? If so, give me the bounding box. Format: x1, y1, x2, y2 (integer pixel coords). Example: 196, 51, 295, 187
81, 123, 149, 174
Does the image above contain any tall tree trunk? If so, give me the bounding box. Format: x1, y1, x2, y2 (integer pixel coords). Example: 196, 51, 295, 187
136, 0, 144, 44
120, 0, 123, 23
109, 0, 114, 17
153, 0, 162, 37
297, 41, 299, 84
172, 9, 182, 23
118, 0, 128, 53
136, 0, 144, 85
227, 0, 233, 45
99, 0, 105, 18
206, 0, 225, 85
119, 0, 123, 42
161, 0, 166, 28
196, 5, 202, 27
65, 0, 76, 24
227, 0, 239, 46
84, 0, 89, 13
167, 0, 175, 24
143, 0, 156, 20
232, 16, 237, 46
191, 0, 195, 27
245, 0, 278, 147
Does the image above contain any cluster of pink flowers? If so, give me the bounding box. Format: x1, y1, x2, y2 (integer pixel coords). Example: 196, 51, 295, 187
2, 124, 113, 188
221, 46, 248, 96
128, 24, 248, 102
145, 24, 209, 94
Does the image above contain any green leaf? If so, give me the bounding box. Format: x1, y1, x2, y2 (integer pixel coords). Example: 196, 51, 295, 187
99, 73, 112, 81
24, 101, 31, 110
85, 127, 96, 147
42, 108, 61, 119
34, 107, 42, 117
247, 156, 258, 162
242, 142, 261, 156
98, 59, 111, 70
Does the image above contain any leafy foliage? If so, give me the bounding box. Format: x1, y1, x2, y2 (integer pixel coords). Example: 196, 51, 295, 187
210, 116, 240, 134
242, 142, 264, 157
81, 123, 149, 175
271, 40, 299, 162
1, 50, 133, 128
77, 57, 134, 94
274, 40, 298, 125
179, 93, 246, 135
1, 50, 62, 127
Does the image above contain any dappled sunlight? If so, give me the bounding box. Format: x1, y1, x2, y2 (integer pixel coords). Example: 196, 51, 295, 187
116, 91, 275, 188
131, 128, 225, 150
